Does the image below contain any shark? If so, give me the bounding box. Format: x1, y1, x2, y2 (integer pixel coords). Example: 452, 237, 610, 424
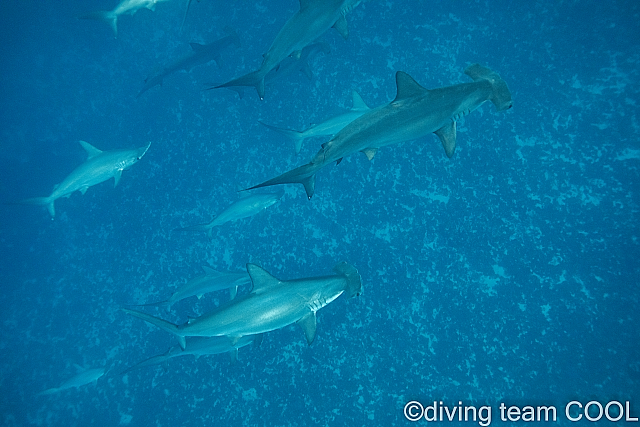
121, 334, 260, 374
122, 261, 362, 349
260, 90, 371, 154
220, 42, 331, 99
20, 140, 151, 217
79, 0, 172, 38
37, 366, 106, 396
137, 266, 251, 310
246, 64, 513, 199
213, 0, 362, 99
174, 190, 283, 237
137, 27, 241, 98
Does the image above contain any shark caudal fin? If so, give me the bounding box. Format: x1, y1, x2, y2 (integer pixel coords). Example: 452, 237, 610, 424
333, 262, 362, 297
173, 223, 214, 238
258, 121, 305, 154
211, 70, 266, 100
121, 308, 186, 349
78, 10, 118, 38
245, 163, 319, 200
464, 64, 513, 111
18, 196, 56, 217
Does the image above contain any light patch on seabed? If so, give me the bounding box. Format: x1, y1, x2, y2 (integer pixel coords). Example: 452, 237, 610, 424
479, 275, 499, 296
616, 148, 640, 161
119, 412, 133, 425
242, 388, 258, 401
541, 304, 552, 322
492, 264, 509, 279
409, 189, 450, 204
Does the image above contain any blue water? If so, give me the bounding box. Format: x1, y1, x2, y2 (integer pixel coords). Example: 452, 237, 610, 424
1, 0, 638, 425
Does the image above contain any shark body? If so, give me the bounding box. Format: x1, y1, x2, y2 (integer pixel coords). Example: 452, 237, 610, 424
174, 190, 283, 237
214, 0, 361, 99
121, 334, 260, 373
260, 90, 371, 154
79, 0, 172, 38
38, 367, 105, 396
139, 266, 251, 310
137, 27, 241, 98
123, 262, 362, 349
247, 64, 513, 199
20, 141, 151, 217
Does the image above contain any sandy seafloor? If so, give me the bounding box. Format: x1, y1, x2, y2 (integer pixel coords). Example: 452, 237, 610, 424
0, 0, 638, 425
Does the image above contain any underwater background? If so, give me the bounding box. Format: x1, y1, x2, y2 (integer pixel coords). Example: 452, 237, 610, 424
0, 0, 638, 425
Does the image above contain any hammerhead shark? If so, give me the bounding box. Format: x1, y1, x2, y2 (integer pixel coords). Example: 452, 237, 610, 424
213, 0, 362, 99
136, 266, 251, 311
260, 90, 371, 154
122, 262, 362, 349
20, 140, 151, 217
174, 190, 283, 237
246, 64, 513, 199
137, 27, 241, 97
38, 366, 106, 396
121, 334, 260, 373
79, 0, 172, 38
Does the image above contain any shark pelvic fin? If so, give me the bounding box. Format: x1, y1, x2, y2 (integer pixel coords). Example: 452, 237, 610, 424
434, 122, 457, 158
361, 148, 378, 161
297, 311, 317, 345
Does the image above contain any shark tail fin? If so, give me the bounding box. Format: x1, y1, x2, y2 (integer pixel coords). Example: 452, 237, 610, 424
173, 223, 212, 234
258, 121, 305, 154
333, 262, 362, 297
18, 196, 55, 217
464, 64, 513, 112
78, 10, 118, 38
121, 308, 186, 349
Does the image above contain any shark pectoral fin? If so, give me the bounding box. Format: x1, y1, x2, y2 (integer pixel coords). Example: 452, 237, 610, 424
246, 264, 281, 291
79, 140, 103, 159
79, 186, 89, 195
361, 148, 378, 161
434, 122, 457, 158
113, 170, 123, 187
229, 348, 239, 364
229, 286, 238, 300
297, 312, 317, 345
197, 294, 203, 299
333, 15, 349, 39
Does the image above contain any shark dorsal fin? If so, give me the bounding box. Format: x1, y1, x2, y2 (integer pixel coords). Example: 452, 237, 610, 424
351, 90, 369, 111
299, 0, 311, 11
201, 265, 223, 276
79, 141, 102, 159
394, 72, 427, 102
246, 264, 280, 292
190, 42, 206, 52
